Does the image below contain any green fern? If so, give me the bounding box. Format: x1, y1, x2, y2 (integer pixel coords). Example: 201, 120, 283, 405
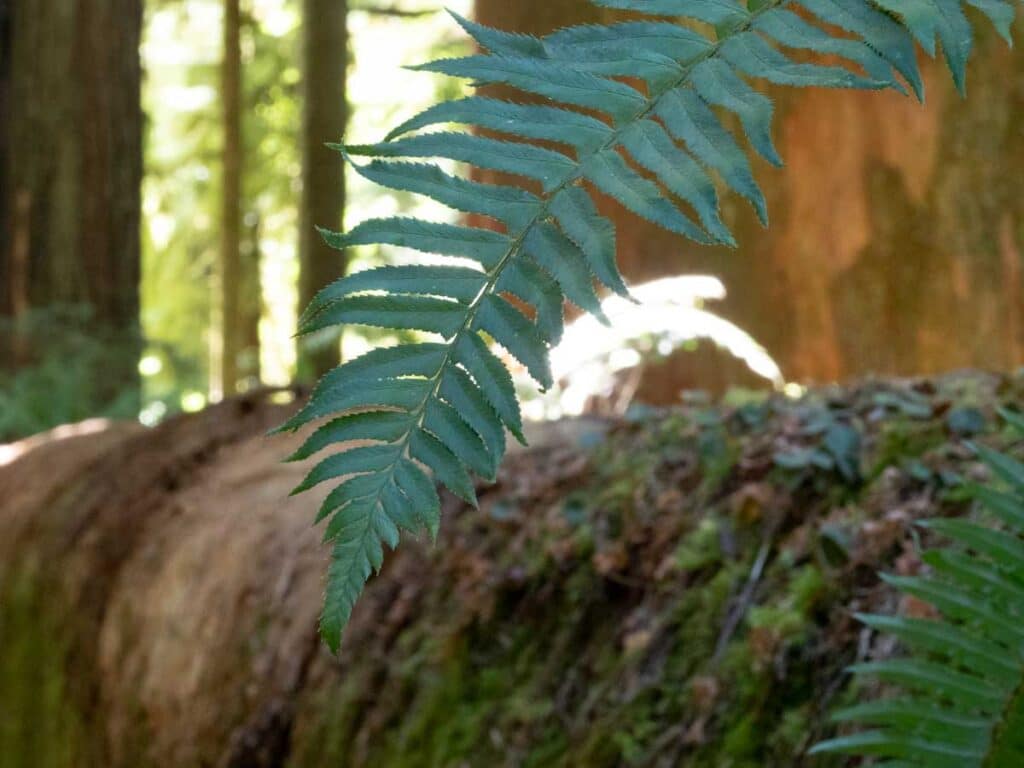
812, 410, 1024, 766
275, 0, 1021, 651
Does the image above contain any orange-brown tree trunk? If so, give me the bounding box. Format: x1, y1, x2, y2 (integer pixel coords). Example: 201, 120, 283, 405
473, 1, 1024, 389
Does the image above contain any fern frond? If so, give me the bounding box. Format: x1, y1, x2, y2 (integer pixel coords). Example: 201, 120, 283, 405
812, 412, 1024, 767
278, 0, 1021, 650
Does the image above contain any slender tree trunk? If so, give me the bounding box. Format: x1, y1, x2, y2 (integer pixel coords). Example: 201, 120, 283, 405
240, 213, 262, 384
298, 0, 348, 383
0, 0, 10, 308
473, 1, 1024, 394
219, 0, 243, 397
0, 0, 142, 405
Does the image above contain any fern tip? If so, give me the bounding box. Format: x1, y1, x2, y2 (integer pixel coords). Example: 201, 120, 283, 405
445, 7, 471, 29
319, 622, 341, 655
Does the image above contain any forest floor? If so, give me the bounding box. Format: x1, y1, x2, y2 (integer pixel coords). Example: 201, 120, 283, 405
1, 370, 1022, 767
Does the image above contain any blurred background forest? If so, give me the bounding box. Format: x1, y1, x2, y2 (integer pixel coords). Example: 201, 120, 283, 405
1, 0, 1022, 442
2, 5, 1024, 766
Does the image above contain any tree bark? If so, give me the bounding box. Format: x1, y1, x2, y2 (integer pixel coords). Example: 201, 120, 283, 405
0, 0, 143, 404
297, 0, 348, 383
239, 213, 263, 385
472, 1, 1024, 393
219, 0, 244, 397
0, 0, 10, 299
713, 34, 1024, 383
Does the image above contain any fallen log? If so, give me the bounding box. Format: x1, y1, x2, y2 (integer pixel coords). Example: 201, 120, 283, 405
1, 374, 1020, 767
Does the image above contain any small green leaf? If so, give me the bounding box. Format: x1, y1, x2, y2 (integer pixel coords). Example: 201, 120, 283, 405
583, 148, 711, 242
438, 366, 508, 465
410, 429, 478, 506
287, 411, 413, 462
455, 333, 526, 444
474, 294, 553, 390
411, 54, 646, 123
424, 398, 496, 480
655, 88, 768, 224
319, 218, 510, 270
690, 57, 782, 166
299, 294, 468, 339
550, 186, 630, 297
349, 132, 575, 193
386, 97, 613, 152
394, 458, 442, 538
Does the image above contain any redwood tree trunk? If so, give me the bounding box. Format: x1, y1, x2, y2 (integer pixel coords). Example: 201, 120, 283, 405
297, 0, 348, 383
714, 36, 1024, 383
473, 1, 1024, 392
0, 0, 143, 404
220, 0, 244, 396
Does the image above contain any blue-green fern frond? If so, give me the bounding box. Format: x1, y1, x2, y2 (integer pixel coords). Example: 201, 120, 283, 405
276, 0, 1020, 651
812, 410, 1024, 766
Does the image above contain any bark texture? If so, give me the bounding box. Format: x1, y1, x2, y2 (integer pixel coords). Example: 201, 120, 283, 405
297, 0, 348, 382
472, 1, 1024, 395
0, 0, 143, 399
2, 373, 1022, 767
220, 0, 245, 396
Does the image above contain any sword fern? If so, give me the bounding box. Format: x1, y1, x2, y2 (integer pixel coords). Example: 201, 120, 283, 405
274, 0, 1020, 651
812, 410, 1024, 767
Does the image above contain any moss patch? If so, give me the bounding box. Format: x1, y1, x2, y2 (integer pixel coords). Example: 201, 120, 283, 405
0, 565, 90, 768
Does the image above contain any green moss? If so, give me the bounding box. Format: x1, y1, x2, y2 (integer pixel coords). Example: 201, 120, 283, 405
286, 677, 367, 768
674, 517, 722, 572
721, 712, 761, 764
0, 567, 89, 768
790, 566, 828, 614
612, 718, 660, 765
748, 566, 829, 642
765, 706, 813, 760
523, 727, 569, 767
869, 418, 947, 477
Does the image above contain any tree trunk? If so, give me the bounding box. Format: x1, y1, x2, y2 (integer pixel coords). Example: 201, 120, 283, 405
297, 0, 348, 383
219, 0, 244, 397
711, 33, 1024, 384
472, 1, 1024, 394
239, 213, 263, 385
475, 0, 606, 33
0, 0, 143, 405
0, 1, 10, 299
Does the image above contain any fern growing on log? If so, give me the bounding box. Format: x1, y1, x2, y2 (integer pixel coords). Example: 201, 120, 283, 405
274, 0, 1020, 651
812, 410, 1024, 767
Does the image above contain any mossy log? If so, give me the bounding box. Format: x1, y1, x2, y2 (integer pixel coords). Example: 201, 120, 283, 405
2, 374, 1022, 767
